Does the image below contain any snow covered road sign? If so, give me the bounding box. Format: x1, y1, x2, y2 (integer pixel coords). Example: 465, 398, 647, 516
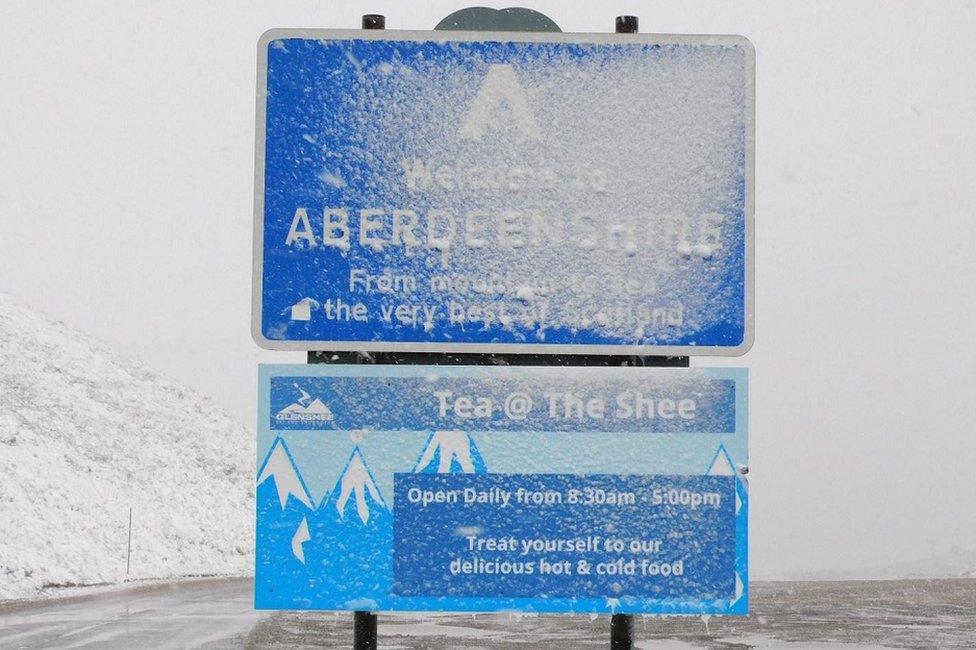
255, 364, 748, 614
253, 30, 755, 355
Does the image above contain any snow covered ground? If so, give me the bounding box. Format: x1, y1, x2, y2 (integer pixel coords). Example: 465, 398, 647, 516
0, 292, 254, 600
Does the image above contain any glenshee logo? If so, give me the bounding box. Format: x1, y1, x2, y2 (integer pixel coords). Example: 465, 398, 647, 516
275, 383, 334, 422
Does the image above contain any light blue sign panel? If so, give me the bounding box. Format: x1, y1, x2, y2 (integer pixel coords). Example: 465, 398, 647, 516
255, 365, 748, 614
253, 30, 755, 355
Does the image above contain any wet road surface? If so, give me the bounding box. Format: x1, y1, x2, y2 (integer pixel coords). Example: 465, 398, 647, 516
1, 578, 973, 648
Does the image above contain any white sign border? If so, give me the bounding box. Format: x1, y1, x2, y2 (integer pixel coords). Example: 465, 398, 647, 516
252, 28, 755, 356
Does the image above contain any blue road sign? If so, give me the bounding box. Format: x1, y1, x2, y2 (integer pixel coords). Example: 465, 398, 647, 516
255, 364, 748, 614
253, 30, 755, 355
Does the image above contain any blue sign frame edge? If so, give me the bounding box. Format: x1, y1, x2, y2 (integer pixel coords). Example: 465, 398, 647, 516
251, 29, 755, 356
254, 364, 749, 615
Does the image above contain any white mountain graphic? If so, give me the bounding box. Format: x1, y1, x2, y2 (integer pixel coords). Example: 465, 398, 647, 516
276, 397, 333, 421
414, 430, 476, 473
707, 445, 736, 476
275, 383, 333, 421
335, 448, 386, 524
257, 437, 314, 509
291, 517, 311, 563
707, 444, 743, 515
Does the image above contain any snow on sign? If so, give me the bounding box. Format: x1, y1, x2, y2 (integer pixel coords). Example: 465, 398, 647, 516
255, 364, 748, 614
253, 30, 755, 354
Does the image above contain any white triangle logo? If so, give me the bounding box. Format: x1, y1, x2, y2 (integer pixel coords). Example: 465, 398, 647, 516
459, 64, 540, 142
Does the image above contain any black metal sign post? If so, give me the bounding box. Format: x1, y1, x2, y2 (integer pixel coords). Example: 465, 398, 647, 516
349, 15, 384, 650
607, 20, 638, 649
307, 11, 671, 650
352, 610, 377, 650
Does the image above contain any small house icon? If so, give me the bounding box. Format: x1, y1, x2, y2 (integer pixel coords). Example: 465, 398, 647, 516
288, 298, 317, 322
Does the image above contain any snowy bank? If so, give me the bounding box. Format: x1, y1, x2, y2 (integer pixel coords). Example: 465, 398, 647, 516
0, 293, 253, 600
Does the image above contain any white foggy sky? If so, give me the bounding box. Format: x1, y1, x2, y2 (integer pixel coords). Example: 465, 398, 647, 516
1, 1, 974, 580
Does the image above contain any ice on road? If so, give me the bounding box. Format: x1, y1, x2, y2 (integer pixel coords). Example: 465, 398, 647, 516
1, 578, 974, 649
0, 578, 265, 650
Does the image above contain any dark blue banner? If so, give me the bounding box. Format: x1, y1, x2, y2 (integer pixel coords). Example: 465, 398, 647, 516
393, 473, 735, 600
269, 375, 736, 433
